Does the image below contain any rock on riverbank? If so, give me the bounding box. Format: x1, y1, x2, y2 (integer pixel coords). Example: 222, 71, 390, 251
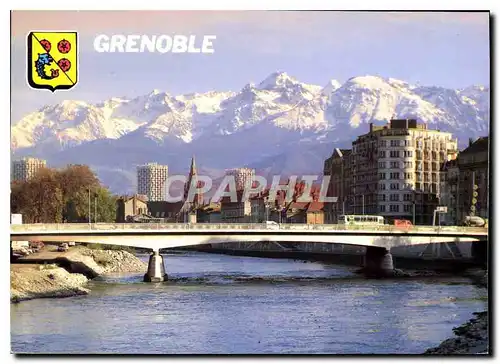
11, 246, 148, 303
78, 247, 148, 275
424, 311, 489, 354
11, 264, 89, 303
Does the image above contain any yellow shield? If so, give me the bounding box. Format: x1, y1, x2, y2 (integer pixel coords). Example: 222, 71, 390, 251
27, 31, 78, 92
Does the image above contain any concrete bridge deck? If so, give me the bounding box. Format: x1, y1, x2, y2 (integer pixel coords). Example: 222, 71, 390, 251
11, 223, 488, 282
11, 223, 488, 250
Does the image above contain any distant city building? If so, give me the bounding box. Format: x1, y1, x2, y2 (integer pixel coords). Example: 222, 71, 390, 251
456, 137, 489, 223
323, 148, 353, 223
177, 156, 204, 223
440, 159, 460, 225
225, 168, 255, 191
11, 157, 47, 182
324, 119, 459, 224
147, 201, 185, 222
220, 191, 252, 223
137, 163, 168, 202
184, 156, 204, 208
115, 195, 149, 223
284, 201, 324, 224
196, 203, 222, 223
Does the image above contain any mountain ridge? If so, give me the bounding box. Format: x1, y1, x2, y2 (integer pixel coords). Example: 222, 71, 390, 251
12, 72, 490, 194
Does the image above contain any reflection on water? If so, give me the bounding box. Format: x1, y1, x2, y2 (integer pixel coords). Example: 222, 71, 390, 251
11, 251, 486, 354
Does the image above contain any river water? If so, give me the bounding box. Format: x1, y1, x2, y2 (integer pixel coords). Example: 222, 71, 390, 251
11, 251, 487, 354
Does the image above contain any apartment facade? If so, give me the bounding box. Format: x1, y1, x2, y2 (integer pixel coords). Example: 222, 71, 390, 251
137, 163, 168, 201
456, 137, 489, 223
324, 148, 355, 223
115, 195, 149, 222
11, 157, 47, 182
225, 168, 255, 191
220, 191, 252, 223
325, 119, 459, 225
439, 159, 460, 225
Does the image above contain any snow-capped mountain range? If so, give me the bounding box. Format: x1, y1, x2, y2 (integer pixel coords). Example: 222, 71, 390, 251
12, 72, 490, 194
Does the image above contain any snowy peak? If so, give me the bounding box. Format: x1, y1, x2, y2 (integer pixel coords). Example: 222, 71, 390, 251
321, 79, 341, 96
11, 73, 489, 153
257, 71, 299, 90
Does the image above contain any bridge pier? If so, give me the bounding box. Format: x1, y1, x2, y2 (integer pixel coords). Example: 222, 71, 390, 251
143, 250, 168, 283
362, 247, 395, 277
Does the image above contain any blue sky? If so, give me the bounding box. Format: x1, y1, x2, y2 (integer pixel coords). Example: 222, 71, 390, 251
11, 11, 490, 121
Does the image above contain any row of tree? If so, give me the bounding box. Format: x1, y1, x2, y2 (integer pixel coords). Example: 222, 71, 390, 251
11, 165, 117, 223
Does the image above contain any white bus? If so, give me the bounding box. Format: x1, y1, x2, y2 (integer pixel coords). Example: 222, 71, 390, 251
338, 215, 385, 225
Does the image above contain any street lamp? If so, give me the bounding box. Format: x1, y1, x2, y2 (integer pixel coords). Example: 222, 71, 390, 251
94, 193, 98, 223
88, 188, 91, 226
412, 190, 416, 226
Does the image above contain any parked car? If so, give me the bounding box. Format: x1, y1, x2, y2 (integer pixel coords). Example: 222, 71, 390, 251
265, 221, 280, 230
57, 243, 69, 252
67, 242, 76, 247
394, 219, 413, 228
463, 216, 486, 227
29, 241, 44, 252
15, 247, 31, 256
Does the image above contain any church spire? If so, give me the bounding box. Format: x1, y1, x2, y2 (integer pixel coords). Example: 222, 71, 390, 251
189, 155, 197, 177
184, 155, 203, 209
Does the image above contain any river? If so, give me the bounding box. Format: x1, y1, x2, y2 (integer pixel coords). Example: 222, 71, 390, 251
11, 251, 487, 354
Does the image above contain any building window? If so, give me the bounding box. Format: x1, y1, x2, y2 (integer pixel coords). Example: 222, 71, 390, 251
378, 162, 386, 169
404, 172, 413, 179
390, 150, 400, 158
390, 172, 400, 180
390, 204, 400, 212
390, 161, 399, 169
379, 151, 386, 158
379, 183, 386, 190
378, 194, 386, 201
379, 172, 386, 180
403, 204, 412, 212
390, 183, 400, 190
403, 193, 413, 201
404, 161, 413, 168
379, 205, 386, 212
389, 194, 399, 201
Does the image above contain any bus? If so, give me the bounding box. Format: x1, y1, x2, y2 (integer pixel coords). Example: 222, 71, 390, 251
338, 215, 385, 225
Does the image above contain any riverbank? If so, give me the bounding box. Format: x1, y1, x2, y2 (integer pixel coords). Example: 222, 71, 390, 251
11, 264, 89, 303
424, 311, 489, 354
11, 245, 148, 303
424, 269, 489, 355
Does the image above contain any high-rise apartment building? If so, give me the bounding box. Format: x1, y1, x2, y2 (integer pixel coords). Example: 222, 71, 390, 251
324, 119, 459, 224
453, 137, 488, 224
225, 168, 255, 191
323, 148, 353, 223
137, 163, 168, 202
11, 157, 47, 182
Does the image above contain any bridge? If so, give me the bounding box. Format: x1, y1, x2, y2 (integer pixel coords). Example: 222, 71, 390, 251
11, 223, 488, 282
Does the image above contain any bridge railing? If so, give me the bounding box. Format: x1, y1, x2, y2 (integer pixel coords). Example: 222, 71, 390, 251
10, 222, 488, 235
